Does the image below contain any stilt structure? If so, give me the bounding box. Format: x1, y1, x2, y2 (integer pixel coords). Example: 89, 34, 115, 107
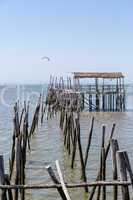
48, 72, 125, 112
73, 72, 125, 111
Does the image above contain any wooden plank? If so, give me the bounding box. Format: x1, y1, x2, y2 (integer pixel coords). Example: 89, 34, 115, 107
46, 165, 67, 200
55, 160, 71, 200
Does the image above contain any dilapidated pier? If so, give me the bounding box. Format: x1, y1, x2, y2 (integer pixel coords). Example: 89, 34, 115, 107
0, 73, 129, 200
48, 72, 125, 112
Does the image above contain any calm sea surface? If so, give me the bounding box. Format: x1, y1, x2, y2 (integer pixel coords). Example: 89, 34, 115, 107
0, 84, 133, 200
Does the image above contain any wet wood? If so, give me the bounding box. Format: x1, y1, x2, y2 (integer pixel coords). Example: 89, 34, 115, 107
88, 123, 115, 200
110, 139, 119, 200
56, 160, 71, 200
76, 118, 88, 192
117, 151, 130, 200
123, 151, 133, 189
46, 165, 67, 200
0, 181, 132, 189
0, 155, 7, 200
84, 117, 94, 167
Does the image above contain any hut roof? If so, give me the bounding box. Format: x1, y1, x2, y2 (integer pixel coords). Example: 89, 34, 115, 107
73, 72, 124, 79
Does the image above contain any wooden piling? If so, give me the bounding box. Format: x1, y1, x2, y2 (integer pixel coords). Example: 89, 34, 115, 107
88, 123, 116, 200
46, 165, 67, 200
84, 117, 94, 167
0, 155, 7, 200
110, 139, 119, 200
117, 151, 130, 200
76, 118, 88, 192
123, 151, 133, 189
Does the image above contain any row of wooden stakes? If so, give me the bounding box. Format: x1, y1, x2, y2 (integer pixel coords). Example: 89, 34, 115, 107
0, 96, 42, 200
0, 90, 133, 200
41, 85, 132, 199
45, 91, 133, 200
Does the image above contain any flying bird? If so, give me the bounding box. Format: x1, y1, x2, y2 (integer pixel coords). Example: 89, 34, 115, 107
41, 56, 50, 61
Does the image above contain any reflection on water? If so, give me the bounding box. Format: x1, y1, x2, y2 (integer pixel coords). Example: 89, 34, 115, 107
0, 85, 133, 199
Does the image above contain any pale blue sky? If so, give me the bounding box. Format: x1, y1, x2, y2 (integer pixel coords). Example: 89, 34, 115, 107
0, 0, 133, 83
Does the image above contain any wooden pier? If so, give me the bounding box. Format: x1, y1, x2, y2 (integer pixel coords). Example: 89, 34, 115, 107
0, 73, 129, 200
49, 72, 126, 112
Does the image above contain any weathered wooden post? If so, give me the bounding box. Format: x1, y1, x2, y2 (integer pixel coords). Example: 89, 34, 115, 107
88, 123, 116, 200
117, 151, 130, 200
123, 151, 133, 188
84, 117, 94, 167
96, 125, 106, 200
102, 78, 105, 111
95, 78, 99, 111
46, 165, 67, 200
89, 86, 93, 111
0, 155, 7, 200
110, 139, 119, 200
76, 117, 88, 192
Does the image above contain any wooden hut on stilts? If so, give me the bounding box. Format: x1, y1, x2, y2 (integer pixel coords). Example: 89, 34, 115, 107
73, 72, 125, 111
